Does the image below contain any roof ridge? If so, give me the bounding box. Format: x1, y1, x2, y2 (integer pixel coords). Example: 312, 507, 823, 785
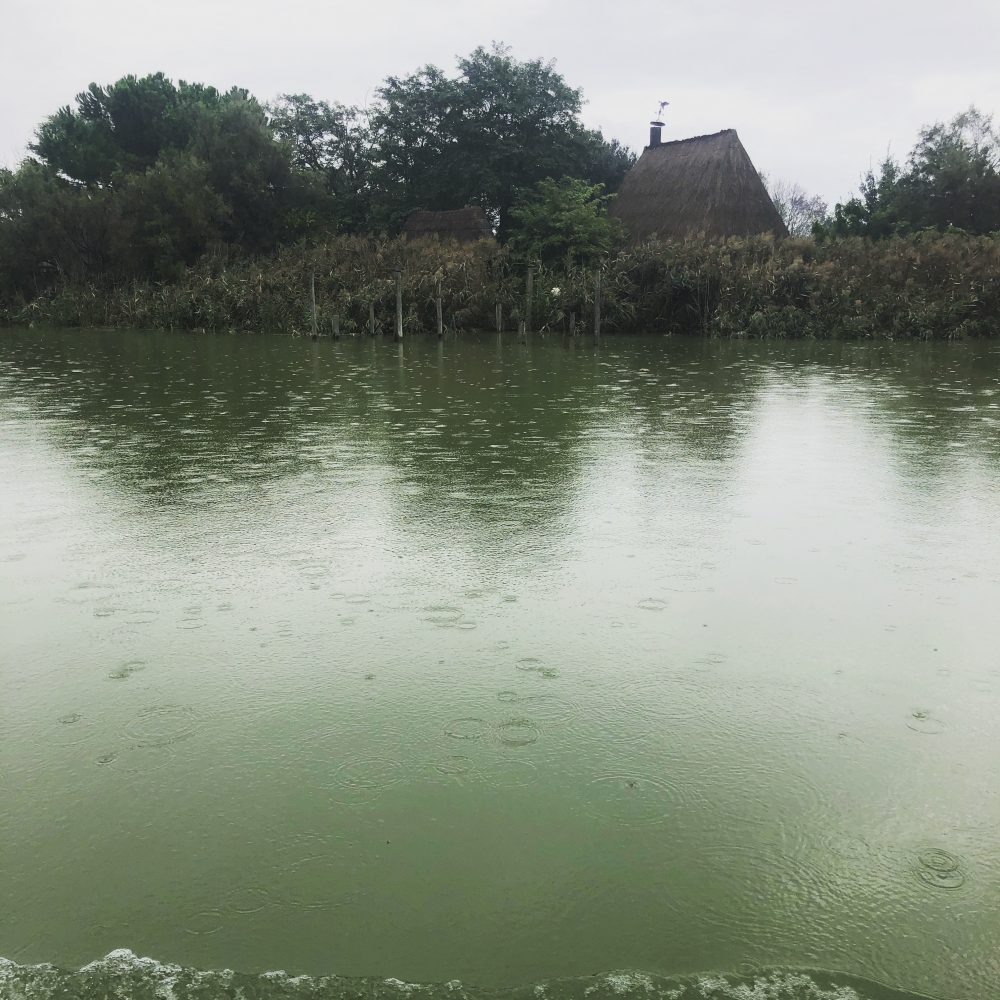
647, 128, 737, 150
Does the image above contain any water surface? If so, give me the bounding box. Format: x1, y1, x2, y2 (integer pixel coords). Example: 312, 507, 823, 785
1, 328, 999, 1000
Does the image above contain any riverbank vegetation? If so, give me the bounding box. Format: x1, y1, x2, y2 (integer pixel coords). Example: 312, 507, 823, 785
8, 230, 998, 340
1, 50, 998, 339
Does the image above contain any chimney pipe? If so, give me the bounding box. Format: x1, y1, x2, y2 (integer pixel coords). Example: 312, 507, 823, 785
649, 120, 664, 147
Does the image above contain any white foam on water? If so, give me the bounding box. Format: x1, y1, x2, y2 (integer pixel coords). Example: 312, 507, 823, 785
0, 952, 917, 1000
385, 976, 423, 992
691, 973, 860, 999
587, 972, 658, 995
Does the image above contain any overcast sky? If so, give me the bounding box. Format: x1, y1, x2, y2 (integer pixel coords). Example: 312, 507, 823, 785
3, 0, 998, 205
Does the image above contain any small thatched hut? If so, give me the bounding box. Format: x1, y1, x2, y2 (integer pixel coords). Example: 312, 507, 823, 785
610, 126, 788, 242
401, 206, 493, 243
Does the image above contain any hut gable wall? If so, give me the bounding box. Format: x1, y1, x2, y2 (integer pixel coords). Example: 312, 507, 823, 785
610, 129, 788, 242
402, 206, 493, 243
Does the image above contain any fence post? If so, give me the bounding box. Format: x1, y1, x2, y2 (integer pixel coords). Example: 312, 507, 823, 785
525, 266, 533, 335
309, 271, 318, 338
435, 277, 443, 339
394, 269, 403, 342
593, 267, 602, 340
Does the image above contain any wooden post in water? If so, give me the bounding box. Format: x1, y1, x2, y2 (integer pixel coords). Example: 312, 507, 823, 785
593, 267, 602, 340
393, 269, 403, 342
435, 277, 443, 339
525, 267, 533, 335
331, 315, 340, 339
368, 302, 376, 337
495, 302, 503, 334
569, 311, 576, 337
309, 272, 318, 338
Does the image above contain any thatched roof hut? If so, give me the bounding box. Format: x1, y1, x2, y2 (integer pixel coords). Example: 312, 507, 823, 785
402, 206, 493, 243
610, 128, 788, 242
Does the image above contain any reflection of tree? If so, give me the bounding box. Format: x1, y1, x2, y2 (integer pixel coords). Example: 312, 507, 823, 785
2, 329, 997, 528
0, 330, 597, 523
0, 328, 345, 503
817, 340, 1000, 487
623, 339, 766, 465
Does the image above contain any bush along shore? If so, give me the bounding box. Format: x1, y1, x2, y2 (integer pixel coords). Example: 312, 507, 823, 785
4, 231, 999, 340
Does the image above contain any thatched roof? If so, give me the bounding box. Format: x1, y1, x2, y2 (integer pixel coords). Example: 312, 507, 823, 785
610, 129, 788, 242
402, 206, 493, 243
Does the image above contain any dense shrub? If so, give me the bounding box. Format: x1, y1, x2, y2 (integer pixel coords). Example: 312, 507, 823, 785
4, 231, 998, 340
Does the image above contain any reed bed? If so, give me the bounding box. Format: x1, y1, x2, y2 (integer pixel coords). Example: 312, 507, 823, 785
5, 231, 998, 339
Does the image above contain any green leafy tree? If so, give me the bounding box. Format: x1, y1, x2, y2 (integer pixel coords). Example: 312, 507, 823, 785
575, 135, 636, 194
0, 160, 128, 292
368, 44, 632, 238
188, 97, 302, 252
31, 75, 242, 186
11, 73, 324, 288
821, 107, 1000, 239
268, 93, 372, 231
29, 74, 319, 252
900, 107, 1000, 232
118, 152, 231, 279
508, 177, 620, 266
821, 157, 903, 239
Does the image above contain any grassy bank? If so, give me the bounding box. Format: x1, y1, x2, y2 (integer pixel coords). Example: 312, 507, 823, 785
4, 231, 999, 339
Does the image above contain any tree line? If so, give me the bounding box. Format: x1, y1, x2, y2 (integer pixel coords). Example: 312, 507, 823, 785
819, 108, 1000, 239
0, 45, 633, 305
762, 107, 1000, 239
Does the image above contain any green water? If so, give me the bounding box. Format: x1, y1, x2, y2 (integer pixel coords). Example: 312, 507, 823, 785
1, 328, 998, 1000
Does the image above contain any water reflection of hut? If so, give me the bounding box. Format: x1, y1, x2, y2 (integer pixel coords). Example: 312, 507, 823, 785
610, 124, 787, 242
401, 206, 493, 243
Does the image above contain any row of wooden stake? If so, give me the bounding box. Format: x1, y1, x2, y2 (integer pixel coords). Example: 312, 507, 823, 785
308, 267, 602, 340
